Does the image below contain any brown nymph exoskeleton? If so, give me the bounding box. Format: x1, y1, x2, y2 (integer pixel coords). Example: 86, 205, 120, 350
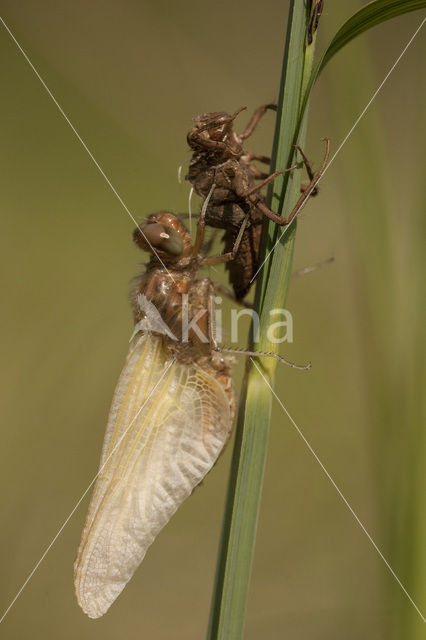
185, 105, 330, 299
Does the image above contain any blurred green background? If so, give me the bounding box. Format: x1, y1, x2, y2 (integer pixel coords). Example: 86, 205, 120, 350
0, 1, 424, 638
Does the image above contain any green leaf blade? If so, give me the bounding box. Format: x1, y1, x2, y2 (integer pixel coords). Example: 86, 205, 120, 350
319, 0, 426, 72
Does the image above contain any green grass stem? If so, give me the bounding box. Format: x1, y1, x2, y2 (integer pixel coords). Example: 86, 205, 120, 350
206, 3, 318, 638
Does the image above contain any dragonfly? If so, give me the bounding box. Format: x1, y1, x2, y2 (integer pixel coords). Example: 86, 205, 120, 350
186, 105, 329, 299
73, 211, 308, 618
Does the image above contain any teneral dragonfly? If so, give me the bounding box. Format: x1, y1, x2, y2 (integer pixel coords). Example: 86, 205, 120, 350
74, 213, 236, 618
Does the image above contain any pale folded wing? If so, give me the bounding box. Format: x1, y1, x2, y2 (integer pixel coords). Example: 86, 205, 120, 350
74, 333, 231, 618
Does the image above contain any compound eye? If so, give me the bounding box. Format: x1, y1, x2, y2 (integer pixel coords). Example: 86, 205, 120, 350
133, 222, 184, 256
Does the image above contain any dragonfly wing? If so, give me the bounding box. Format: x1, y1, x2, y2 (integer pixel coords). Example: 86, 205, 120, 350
74, 334, 232, 618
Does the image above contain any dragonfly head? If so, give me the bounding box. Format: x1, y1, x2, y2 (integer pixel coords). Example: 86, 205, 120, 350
133, 213, 192, 263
